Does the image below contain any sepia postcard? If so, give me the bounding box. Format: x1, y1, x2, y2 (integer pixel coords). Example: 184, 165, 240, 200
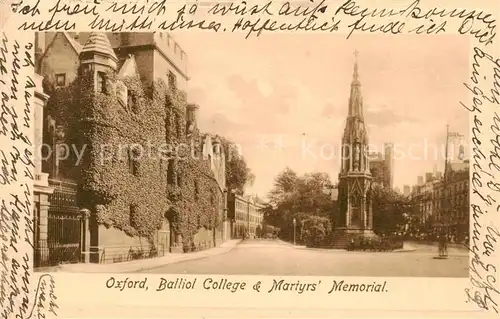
0, 0, 499, 318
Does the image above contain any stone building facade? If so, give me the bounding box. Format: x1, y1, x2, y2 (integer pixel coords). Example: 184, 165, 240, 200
368, 142, 394, 189
409, 160, 469, 241
227, 194, 264, 239
36, 32, 227, 265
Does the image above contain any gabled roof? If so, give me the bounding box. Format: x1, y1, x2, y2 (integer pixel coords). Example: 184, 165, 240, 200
66, 33, 83, 53
117, 54, 139, 78
41, 32, 82, 60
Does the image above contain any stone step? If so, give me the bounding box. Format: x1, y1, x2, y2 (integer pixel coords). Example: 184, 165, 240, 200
327, 233, 354, 249
328, 231, 379, 249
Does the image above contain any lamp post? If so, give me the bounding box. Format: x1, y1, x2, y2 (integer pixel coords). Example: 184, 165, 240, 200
293, 218, 297, 246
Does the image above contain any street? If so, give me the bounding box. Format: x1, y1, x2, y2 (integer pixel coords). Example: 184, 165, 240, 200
140, 239, 469, 277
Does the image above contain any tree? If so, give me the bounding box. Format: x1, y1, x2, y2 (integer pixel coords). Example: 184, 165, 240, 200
220, 136, 255, 195
371, 184, 409, 235
294, 173, 335, 217
263, 168, 335, 242
302, 215, 331, 248
268, 167, 298, 206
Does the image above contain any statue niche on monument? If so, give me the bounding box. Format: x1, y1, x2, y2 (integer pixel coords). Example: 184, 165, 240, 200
354, 143, 360, 171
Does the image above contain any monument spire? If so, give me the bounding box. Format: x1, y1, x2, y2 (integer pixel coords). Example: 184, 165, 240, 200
348, 49, 363, 118
353, 49, 359, 81
331, 49, 376, 248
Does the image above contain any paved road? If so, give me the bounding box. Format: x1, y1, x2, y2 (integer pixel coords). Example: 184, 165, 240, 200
141, 239, 469, 277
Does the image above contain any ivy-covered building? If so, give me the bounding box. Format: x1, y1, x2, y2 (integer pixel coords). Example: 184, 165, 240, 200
36, 32, 229, 264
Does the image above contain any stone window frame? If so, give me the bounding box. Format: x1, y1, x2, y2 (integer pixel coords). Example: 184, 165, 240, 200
168, 71, 177, 90
55, 73, 66, 87
97, 71, 107, 94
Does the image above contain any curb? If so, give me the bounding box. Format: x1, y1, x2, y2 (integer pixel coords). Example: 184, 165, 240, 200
293, 246, 417, 253
294, 246, 343, 252
393, 248, 417, 253
132, 247, 232, 273
134, 239, 242, 272
42, 240, 242, 273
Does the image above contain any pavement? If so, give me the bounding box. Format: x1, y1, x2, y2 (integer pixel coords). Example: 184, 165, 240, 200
42, 240, 241, 273
294, 242, 418, 253
46, 239, 469, 277
140, 239, 469, 277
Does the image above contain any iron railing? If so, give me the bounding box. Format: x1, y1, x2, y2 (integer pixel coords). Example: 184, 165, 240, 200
93, 244, 166, 264
34, 239, 82, 268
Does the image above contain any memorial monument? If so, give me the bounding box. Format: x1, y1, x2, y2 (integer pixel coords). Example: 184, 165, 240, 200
331, 51, 377, 248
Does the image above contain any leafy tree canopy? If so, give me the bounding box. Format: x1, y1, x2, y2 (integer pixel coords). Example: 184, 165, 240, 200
262, 168, 336, 241
219, 136, 255, 195
371, 184, 411, 235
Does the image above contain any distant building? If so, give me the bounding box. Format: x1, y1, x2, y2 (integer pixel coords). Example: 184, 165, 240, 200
447, 132, 466, 162
410, 161, 469, 241
403, 185, 411, 197
330, 185, 339, 201
425, 172, 434, 183
368, 142, 393, 188
417, 176, 424, 185
227, 194, 265, 239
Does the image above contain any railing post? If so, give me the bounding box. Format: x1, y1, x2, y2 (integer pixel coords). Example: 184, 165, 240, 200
79, 209, 91, 263
37, 197, 50, 267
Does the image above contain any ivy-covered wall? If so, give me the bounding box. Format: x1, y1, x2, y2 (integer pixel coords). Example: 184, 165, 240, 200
45, 64, 225, 249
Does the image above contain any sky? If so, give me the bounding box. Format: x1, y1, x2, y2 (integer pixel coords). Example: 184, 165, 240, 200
174, 32, 470, 198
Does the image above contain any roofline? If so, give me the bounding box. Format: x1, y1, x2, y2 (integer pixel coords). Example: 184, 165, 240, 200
114, 44, 190, 81
233, 194, 266, 208
40, 32, 81, 61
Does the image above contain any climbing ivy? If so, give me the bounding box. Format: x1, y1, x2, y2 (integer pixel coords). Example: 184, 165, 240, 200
45, 68, 224, 243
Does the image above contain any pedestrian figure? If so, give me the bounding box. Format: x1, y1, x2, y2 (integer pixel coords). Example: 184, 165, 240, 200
438, 236, 443, 256
443, 233, 448, 256
438, 232, 448, 258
